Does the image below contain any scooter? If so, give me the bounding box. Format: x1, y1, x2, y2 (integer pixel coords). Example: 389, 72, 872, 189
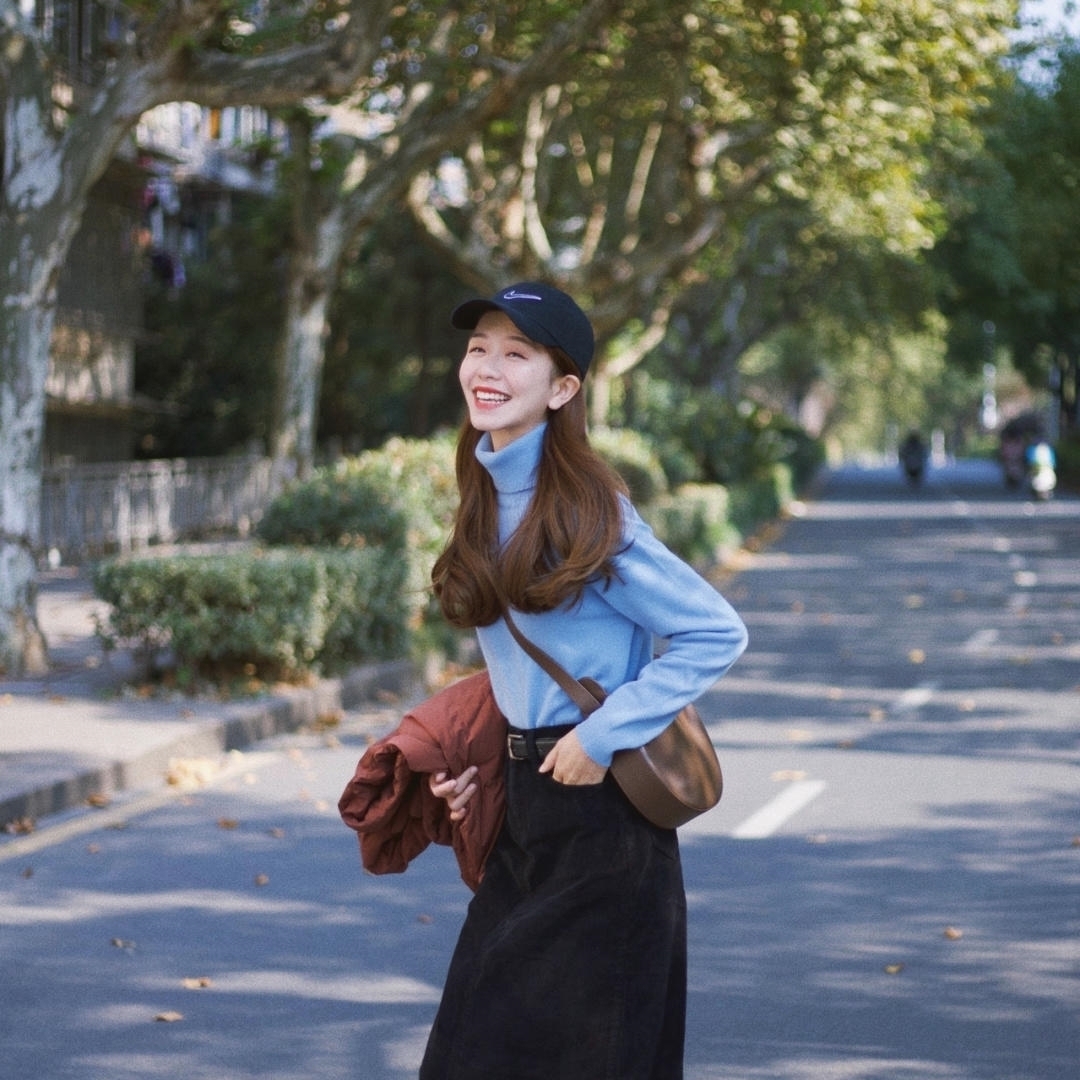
1027, 441, 1057, 500
899, 433, 927, 486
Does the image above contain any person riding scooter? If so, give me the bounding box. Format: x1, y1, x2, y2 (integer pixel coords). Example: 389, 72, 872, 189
899, 431, 928, 485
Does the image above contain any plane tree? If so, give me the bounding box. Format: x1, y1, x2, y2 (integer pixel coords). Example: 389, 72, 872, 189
0, 0, 393, 674
404, 0, 1017, 425
934, 38, 1080, 435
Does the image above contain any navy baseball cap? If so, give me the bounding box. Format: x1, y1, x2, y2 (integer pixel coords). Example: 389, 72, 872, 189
451, 281, 595, 377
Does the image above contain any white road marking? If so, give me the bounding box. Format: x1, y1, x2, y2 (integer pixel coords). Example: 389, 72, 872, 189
964, 628, 999, 652
891, 682, 937, 712
731, 779, 827, 839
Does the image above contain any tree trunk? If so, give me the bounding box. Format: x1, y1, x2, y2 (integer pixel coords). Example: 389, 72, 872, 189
269, 116, 347, 481
269, 261, 338, 481
0, 294, 53, 676
0, 23, 93, 675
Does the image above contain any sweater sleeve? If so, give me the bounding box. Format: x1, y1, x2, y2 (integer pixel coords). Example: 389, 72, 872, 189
572, 501, 748, 768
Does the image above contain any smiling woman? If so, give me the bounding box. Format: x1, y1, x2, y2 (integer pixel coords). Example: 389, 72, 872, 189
457, 311, 580, 451
410, 281, 748, 1079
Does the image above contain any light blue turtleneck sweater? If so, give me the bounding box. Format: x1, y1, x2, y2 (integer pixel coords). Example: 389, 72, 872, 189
474, 423, 748, 768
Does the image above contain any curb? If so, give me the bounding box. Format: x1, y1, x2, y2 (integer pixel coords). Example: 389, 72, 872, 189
1, 658, 418, 829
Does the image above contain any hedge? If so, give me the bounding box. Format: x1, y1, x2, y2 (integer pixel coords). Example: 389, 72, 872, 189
257, 434, 459, 622
92, 547, 409, 682
91, 425, 811, 685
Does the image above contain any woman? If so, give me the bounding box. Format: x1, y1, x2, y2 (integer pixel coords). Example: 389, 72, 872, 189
422, 282, 748, 1080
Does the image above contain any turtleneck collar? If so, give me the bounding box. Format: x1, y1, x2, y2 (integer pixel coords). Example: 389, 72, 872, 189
475, 422, 546, 495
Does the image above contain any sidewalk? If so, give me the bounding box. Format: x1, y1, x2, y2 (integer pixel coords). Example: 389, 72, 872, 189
0, 567, 418, 830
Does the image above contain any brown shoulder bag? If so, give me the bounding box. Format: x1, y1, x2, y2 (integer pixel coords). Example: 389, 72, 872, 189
502, 610, 722, 829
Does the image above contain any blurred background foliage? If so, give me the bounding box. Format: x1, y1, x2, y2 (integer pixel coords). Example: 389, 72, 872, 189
133, 3, 1080, 476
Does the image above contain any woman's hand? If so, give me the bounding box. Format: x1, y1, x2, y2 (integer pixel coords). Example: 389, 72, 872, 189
538, 729, 608, 786
429, 766, 479, 822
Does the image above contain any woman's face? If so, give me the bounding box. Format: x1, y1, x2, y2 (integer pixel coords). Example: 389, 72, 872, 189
459, 311, 580, 450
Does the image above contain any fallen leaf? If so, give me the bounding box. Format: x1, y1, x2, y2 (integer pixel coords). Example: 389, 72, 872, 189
904, 594, 924, 609
313, 710, 342, 731
943, 927, 963, 941
217, 818, 240, 831
771, 770, 807, 782
86, 843, 101, 855
883, 963, 905, 975
417, 914, 433, 925
166, 757, 221, 789
254, 873, 270, 887
111, 938, 136, 951
908, 649, 926, 665
267, 828, 286, 839
182, 977, 213, 990
154, 1011, 184, 1023
86, 793, 111, 809
868, 707, 886, 723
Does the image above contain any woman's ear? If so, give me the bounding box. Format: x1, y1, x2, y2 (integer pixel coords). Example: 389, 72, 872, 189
548, 373, 582, 412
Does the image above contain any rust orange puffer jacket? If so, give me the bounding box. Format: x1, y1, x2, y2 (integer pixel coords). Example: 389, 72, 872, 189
338, 670, 507, 892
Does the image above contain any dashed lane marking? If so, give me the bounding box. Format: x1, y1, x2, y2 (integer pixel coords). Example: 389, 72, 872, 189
731, 779, 827, 839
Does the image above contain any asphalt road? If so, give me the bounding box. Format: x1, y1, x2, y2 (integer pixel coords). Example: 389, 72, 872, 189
1, 459, 1077, 1080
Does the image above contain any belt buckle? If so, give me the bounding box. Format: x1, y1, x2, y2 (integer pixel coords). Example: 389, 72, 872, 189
507, 732, 525, 760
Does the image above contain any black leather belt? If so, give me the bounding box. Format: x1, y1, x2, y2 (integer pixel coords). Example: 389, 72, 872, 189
506, 725, 576, 762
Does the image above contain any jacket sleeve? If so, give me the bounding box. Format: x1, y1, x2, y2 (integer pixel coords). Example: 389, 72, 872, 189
338, 738, 453, 878
338, 671, 507, 891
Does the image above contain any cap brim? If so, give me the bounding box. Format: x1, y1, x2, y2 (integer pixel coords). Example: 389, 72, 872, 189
450, 299, 500, 330
450, 298, 559, 354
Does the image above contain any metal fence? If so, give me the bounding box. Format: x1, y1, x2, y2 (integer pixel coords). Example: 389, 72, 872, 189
41, 454, 280, 564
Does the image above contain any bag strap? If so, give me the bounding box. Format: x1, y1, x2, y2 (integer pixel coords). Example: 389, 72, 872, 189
501, 608, 602, 716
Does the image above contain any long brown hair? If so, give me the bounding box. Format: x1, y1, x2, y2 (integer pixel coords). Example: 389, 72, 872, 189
432, 349, 628, 628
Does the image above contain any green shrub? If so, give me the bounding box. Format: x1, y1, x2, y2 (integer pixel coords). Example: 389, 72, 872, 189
616, 372, 824, 489
92, 547, 409, 681
257, 434, 459, 621
256, 465, 407, 550
727, 464, 793, 536
591, 427, 669, 504
645, 483, 739, 567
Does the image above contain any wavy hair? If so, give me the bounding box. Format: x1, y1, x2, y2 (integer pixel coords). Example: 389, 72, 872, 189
432, 349, 628, 628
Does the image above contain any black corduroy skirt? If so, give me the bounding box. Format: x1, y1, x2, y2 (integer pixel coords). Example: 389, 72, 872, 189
419, 732, 687, 1080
